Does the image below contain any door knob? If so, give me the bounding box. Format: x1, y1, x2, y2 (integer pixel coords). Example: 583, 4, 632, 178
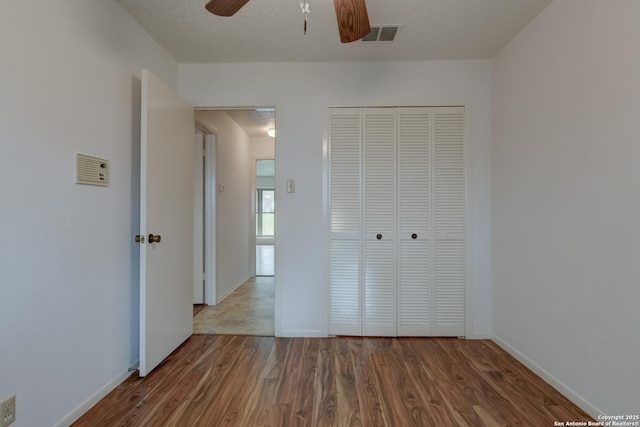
135, 234, 145, 244
376, 233, 382, 240
411, 233, 417, 239
148, 234, 161, 243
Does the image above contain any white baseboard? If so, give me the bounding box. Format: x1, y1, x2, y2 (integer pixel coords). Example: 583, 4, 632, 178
278, 329, 326, 338
491, 334, 602, 419
467, 331, 492, 339
54, 361, 138, 427
216, 274, 251, 304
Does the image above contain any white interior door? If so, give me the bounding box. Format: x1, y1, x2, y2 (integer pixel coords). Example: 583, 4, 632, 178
139, 69, 194, 377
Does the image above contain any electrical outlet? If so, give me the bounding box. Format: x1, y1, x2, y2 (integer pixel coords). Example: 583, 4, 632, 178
0, 395, 15, 427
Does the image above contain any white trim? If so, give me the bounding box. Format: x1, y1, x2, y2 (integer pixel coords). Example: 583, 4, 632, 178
204, 133, 217, 306
468, 332, 491, 339
54, 365, 135, 427
463, 102, 473, 339
321, 107, 330, 336
491, 334, 603, 419
273, 105, 283, 337
279, 329, 326, 338
256, 237, 275, 245
193, 131, 205, 304
250, 158, 257, 277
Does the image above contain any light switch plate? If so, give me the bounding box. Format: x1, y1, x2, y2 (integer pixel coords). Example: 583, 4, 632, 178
286, 179, 295, 193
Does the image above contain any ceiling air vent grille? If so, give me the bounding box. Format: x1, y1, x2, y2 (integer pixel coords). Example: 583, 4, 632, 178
362, 25, 401, 43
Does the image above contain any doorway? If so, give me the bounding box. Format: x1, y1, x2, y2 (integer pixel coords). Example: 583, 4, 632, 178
192, 108, 276, 336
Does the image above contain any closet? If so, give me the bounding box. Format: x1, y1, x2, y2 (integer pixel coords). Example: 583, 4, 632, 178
329, 106, 466, 337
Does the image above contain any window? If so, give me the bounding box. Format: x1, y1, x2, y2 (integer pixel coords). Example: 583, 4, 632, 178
256, 189, 274, 237
256, 160, 275, 237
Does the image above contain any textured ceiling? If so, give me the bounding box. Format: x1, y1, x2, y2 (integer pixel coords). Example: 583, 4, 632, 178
116, 0, 552, 63
196, 109, 276, 137
225, 109, 276, 137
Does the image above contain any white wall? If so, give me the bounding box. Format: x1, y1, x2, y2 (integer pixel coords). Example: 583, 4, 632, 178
195, 111, 252, 301
492, 0, 640, 416
0, 1, 178, 426
251, 135, 276, 159
180, 60, 493, 337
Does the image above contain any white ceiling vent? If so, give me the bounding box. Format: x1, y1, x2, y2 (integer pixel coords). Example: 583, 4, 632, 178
362, 25, 402, 43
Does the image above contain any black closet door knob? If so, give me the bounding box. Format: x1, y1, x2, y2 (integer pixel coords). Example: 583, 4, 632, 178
376, 233, 382, 240
411, 233, 417, 239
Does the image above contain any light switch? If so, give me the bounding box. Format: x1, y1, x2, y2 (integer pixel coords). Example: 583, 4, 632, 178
286, 179, 295, 193
219, 184, 225, 192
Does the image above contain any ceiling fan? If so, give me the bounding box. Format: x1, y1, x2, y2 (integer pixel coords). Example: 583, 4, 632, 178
205, 0, 371, 43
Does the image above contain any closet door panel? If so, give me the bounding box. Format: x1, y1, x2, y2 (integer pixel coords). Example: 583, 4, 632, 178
364, 240, 396, 336
330, 240, 361, 335
363, 109, 396, 335
433, 107, 465, 336
398, 108, 431, 238
363, 109, 396, 238
397, 108, 432, 336
434, 108, 465, 236
330, 111, 362, 235
398, 239, 430, 335
329, 109, 362, 335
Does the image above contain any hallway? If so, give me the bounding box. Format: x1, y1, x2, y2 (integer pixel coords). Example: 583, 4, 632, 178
193, 276, 274, 336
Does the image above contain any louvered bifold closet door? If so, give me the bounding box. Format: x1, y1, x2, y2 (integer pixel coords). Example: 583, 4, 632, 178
397, 108, 432, 336
433, 107, 465, 336
363, 108, 397, 336
329, 109, 362, 336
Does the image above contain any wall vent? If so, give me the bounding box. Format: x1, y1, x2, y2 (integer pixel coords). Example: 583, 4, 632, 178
362, 25, 402, 43
76, 154, 109, 186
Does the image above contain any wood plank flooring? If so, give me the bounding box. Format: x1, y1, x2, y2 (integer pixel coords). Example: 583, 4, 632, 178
73, 335, 593, 426
193, 304, 206, 317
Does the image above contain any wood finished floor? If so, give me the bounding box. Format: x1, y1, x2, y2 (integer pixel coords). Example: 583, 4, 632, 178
73, 335, 593, 426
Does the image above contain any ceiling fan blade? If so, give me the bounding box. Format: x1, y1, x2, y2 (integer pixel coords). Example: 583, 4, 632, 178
334, 0, 371, 43
205, 0, 250, 17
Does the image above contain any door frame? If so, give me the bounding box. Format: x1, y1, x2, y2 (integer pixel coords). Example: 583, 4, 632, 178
193, 130, 204, 304
195, 106, 281, 337
194, 121, 217, 306
203, 133, 217, 305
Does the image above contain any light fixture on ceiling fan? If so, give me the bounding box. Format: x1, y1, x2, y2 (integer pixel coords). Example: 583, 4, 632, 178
204, 0, 371, 43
